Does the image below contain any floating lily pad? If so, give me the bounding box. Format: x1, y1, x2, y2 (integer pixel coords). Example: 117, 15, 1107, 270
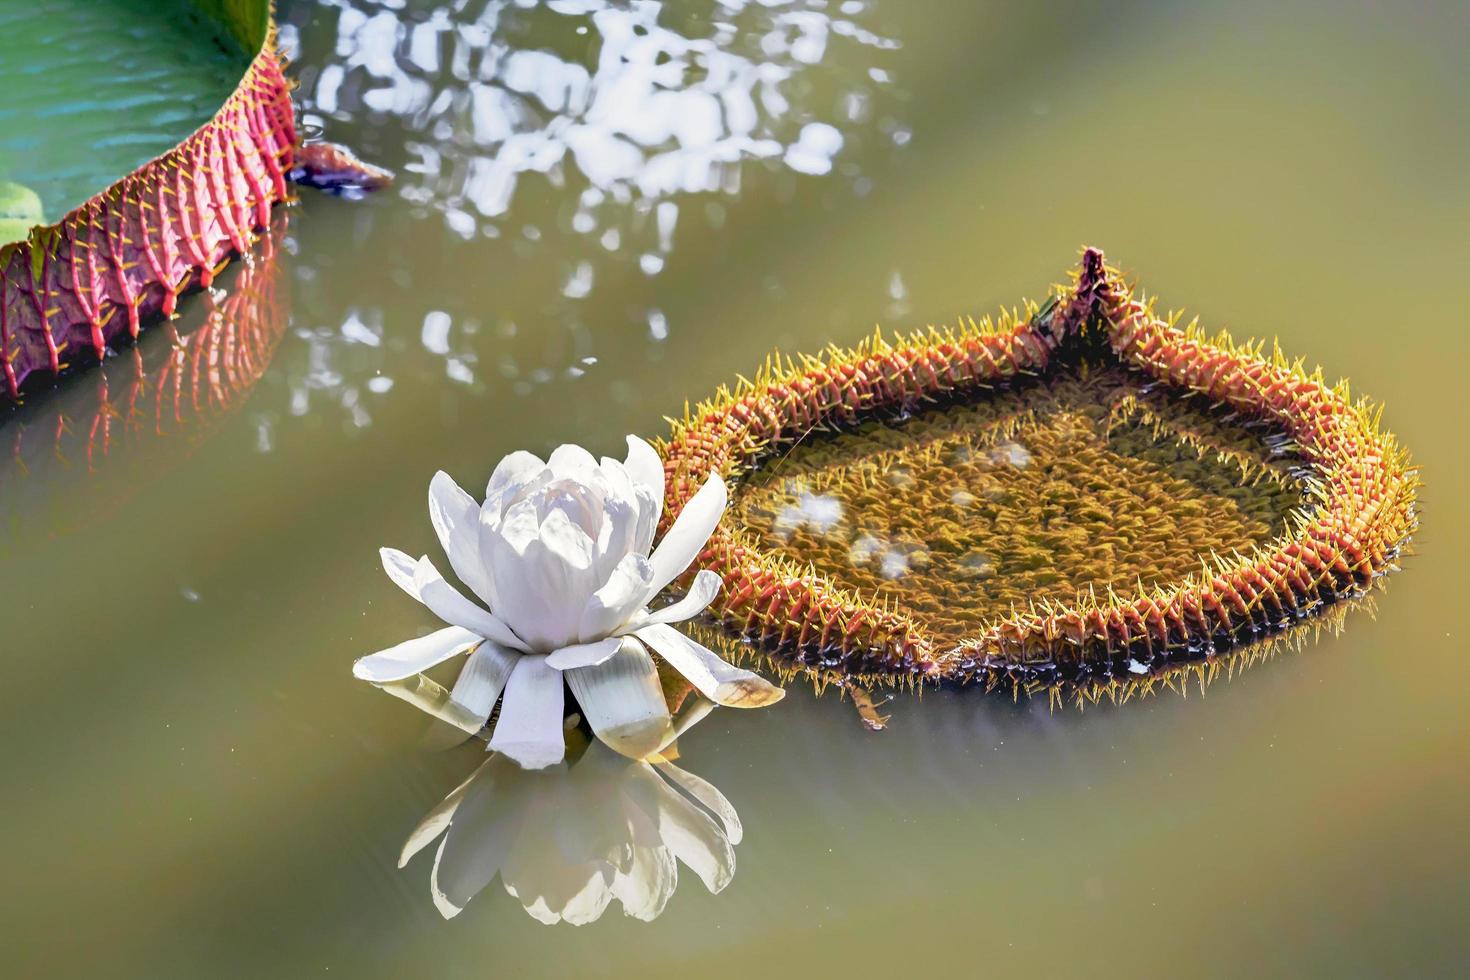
659, 249, 1418, 699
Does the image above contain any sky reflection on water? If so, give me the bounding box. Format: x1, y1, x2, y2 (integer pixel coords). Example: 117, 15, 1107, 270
265, 0, 905, 436
3, 0, 1470, 975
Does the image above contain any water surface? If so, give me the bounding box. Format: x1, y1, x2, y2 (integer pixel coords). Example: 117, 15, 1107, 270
2, 1, 1468, 977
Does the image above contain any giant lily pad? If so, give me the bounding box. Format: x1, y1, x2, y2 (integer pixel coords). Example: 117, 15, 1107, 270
0, 0, 294, 399
658, 249, 1418, 698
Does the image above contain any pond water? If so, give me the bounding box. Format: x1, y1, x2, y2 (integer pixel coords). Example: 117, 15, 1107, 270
2, 1, 1469, 977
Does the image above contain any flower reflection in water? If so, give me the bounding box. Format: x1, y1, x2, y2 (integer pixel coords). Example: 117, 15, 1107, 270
398, 699, 741, 924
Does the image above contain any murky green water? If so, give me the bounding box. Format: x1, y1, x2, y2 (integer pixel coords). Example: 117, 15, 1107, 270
2, 1, 1468, 976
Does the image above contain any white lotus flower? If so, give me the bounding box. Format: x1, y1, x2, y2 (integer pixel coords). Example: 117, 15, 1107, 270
401, 704, 741, 924
354, 435, 783, 768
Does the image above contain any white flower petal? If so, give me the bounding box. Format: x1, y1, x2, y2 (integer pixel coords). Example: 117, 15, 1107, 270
488, 493, 541, 553
429, 471, 496, 606
622, 435, 665, 515
380, 547, 421, 599
489, 656, 567, 769
491, 528, 592, 652
564, 637, 674, 761
353, 625, 480, 682
486, 449, 546, 500
635, 622, 784, 708
623, 436, 665, 554
592, 491, 640, 583
546, 444, 600, 484
645, 474, 728, 599
485, 529, 564, 651
544, 637, 622, 672
579, 554, 655, 641
640, 569, 721, 627
448, 641, 520, 722
535, 508, 600, 612
413, 556, 530, 652
654, 697, 717, 758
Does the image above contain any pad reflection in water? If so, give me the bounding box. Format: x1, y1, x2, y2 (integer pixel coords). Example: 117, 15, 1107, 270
397, 699, 741, 924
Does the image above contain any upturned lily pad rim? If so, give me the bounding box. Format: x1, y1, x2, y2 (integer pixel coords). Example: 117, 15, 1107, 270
657, 249, 1419, 695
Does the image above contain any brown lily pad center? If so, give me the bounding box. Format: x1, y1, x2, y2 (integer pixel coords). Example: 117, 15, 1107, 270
732, 362, 1305, 649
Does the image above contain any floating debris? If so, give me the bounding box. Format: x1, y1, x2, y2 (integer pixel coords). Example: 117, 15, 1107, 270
656, 249, 1419, 700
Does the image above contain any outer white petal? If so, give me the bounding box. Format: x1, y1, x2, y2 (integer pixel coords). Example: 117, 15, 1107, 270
635, 622, 784, 708
622, 435, 665, 543
412, 556, 531, 652
352, 625, 479, 682
489, 656, 567, 769
380, 547, 421, 599
645, 474, 728, 599
448, 641, 520, 723
564, 637, 674, 761
429, 471, 496, 606
579, 554, 655, 642
639, 569, 721, 627
544, 637, 622, 672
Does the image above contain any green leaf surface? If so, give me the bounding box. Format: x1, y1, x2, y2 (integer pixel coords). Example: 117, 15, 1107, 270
0, 0, 267, 222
